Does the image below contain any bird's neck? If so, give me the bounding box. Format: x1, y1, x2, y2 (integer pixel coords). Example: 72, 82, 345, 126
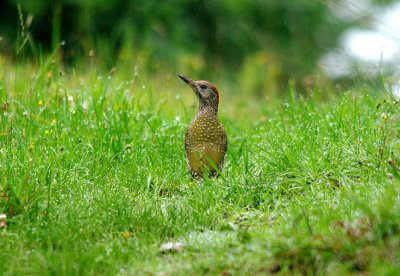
197, 103, 218, 115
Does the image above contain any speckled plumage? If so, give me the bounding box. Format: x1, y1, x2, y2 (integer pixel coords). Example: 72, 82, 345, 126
178, 75, 227, 179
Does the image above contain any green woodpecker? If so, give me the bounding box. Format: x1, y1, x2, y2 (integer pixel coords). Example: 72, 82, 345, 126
178, 75, 227, 179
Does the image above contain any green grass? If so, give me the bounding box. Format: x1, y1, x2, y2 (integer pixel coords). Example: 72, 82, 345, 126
1, 58, 400, 275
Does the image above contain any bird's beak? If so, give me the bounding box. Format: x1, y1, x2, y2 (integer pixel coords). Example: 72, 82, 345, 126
178, 75, 194, 87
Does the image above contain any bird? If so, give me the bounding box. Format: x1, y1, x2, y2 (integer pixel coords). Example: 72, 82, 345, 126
178, 75, 227, 179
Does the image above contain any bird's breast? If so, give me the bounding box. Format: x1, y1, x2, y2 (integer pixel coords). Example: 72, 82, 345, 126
186, 111, 226, 144
185, 110, 227, 177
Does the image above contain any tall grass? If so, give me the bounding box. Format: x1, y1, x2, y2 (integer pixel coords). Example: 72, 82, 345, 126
1, 52, 400, 274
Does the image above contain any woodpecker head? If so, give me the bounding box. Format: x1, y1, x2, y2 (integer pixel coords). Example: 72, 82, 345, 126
178, 75, 219, 112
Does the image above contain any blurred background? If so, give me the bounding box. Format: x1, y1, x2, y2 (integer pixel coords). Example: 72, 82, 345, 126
0, 0, 399, 95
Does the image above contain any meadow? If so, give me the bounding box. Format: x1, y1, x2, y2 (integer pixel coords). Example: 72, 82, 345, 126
1, 55, 400, 275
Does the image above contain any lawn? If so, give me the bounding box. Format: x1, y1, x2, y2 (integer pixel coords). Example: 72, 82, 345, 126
1, 59, 400, 275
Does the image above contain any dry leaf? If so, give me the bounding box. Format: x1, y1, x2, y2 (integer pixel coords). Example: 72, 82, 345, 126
159, 242, 183, 253
0, 213, 7, 228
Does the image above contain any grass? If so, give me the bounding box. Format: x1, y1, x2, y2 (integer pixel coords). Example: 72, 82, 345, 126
1, 56, 400, 275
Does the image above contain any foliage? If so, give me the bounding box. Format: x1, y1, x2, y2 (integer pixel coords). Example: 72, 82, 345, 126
0, 0, 395, 86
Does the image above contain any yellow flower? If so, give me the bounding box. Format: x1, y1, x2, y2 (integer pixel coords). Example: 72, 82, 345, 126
52, 119, 56, 124
38, 100, 43, 106
28, 143, 34, 150
45, 130, 49, 134
72, 110, 76, 115
122, 231, 130, 238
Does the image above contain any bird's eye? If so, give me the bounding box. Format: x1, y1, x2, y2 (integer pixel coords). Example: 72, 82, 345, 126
200, 85, 207, 89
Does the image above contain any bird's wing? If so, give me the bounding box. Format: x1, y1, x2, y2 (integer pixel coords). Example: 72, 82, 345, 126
184, 127, 191, 150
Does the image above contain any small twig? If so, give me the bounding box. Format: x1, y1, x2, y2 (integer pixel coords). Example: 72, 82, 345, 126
383, 87, 399, 105
23, 185, 41, 208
